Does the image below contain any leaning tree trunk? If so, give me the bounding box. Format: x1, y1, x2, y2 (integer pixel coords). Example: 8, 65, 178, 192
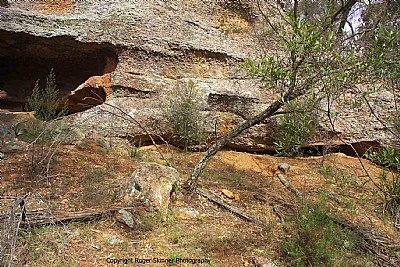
186, 88, 305, 191
186, 0, 356, 191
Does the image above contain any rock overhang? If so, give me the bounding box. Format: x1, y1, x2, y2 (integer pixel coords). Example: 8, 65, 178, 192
0, 29, 118, 112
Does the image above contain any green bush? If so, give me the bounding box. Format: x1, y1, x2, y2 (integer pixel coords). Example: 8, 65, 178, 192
379, 171, 400, 223
273, 97, 318, 156
164, 80, 207, 148
26, 69, 66, 121
364, 147, 400, 170
282, 200, 360, 267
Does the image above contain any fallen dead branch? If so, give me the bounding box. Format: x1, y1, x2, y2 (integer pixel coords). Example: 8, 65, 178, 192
196, 188, 265, 227
335, 219, 400, 267
272, 205, 284, 223
274, 171, 302, 197
0, 206, 135, 228
0, 194, 28, 267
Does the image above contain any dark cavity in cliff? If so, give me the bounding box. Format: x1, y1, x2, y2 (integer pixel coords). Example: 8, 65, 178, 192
0, 30, 118, 113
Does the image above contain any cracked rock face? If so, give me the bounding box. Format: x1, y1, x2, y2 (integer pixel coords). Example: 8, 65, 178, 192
0, 1, 398, 152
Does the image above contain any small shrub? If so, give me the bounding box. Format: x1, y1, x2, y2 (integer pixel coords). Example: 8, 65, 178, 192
170, 229, 181, 244
140, 213, 158, 232
166, 251, 183, 266
94, 138, 112, 155
364, 147, 400, 170
274, 97, 318, 156
379, 171, 400, 223
26, 69, 66, 121
128, 145, 142, 159
163, 80, 208, 148
282, 199, 361, 267
320, 165, 333, 177
16, 119, 64, 144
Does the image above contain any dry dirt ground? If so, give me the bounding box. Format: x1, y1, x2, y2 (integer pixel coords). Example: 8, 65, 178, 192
1, 136, 399, 266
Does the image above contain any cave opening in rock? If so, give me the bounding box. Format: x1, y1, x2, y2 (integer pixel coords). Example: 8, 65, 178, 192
0, 30, 118, 113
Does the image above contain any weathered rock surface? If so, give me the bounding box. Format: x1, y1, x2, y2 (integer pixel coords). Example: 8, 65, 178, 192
278, 162, 290, 173
63, 73, 112, 113
0, 1, 398, 152
123, 162, 180, 216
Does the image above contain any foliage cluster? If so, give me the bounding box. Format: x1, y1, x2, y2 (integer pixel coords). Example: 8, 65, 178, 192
379, 171, 400, 223
365, 147, 400, 222
164, 80, 208, 149
282, 199, 365, 267
26, 69, 66, 121
273, 97, 319, 156
364, 147, 400, 170
241, 3, 356, 157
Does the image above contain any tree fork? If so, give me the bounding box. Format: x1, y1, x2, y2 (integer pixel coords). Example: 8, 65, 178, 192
186, 88, 304, 191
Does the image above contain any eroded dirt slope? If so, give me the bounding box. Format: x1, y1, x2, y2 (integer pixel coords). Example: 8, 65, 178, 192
1, 140, 399, 266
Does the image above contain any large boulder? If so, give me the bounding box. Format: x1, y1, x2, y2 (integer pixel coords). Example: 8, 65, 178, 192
123, 163, 180, 216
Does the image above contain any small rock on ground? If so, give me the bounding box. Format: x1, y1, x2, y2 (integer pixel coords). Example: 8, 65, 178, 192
178, 207, 200, 219
278, 162, 290, 173
253, 257, 278, 267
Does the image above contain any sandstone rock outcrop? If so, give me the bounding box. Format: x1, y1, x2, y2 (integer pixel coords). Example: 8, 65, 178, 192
0, 1, 398, 152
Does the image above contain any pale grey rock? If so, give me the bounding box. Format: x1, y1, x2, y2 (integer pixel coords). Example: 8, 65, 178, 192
0, 140, 25, 153
253, 257, 278, 267
278, 162, 290, 173
178, 207, 200, 218
118, 209, 135, 229
124, 162, 180, 215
